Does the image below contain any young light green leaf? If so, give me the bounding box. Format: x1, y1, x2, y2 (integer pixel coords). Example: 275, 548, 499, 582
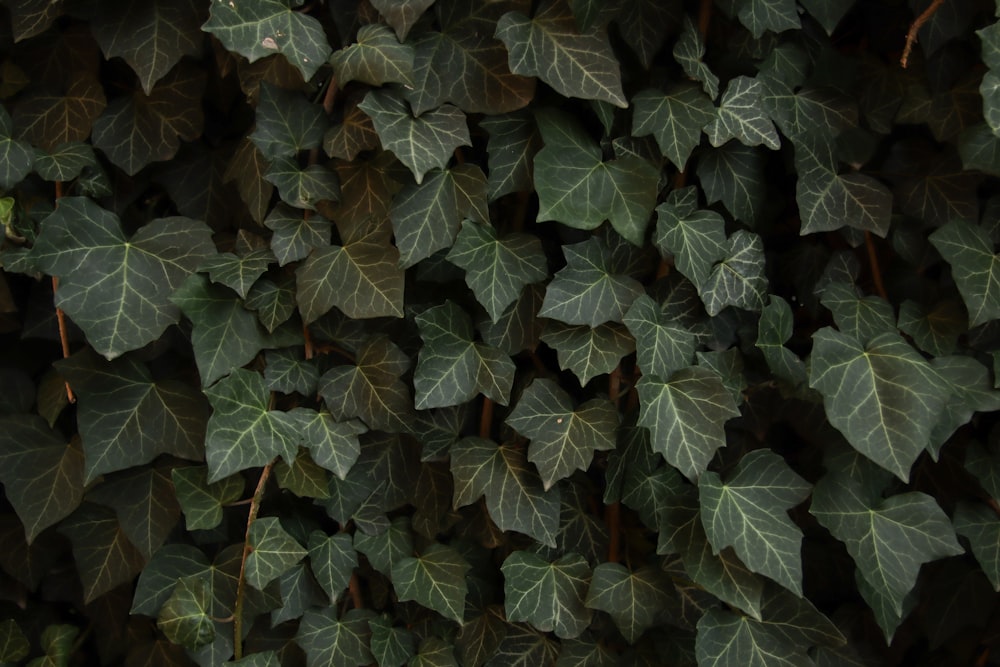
697, 141, 767, 224
501, 551, 592, 639
533, 110, 659, 245
705, 76, 781, 150
414, 301, 515, 409
0, 414, 84, 543
539, 237, 644, 327
331, 23, 414, 87
699, 230, 767, 315
203, 368, 303, 482
540, 322, 635, 385
296, 607, 374, 667
157, 575, 215, 650
172, 466, 244, 531
202, 0, 332, 81
249, 82, 325, 159
653, 198, 727, 289
929, 219, 1000, 326
584, 563, 672, 643
59, 503, 146, 603
392, 543, 470, 623
696, 607, 808, 667
673, 17, 719, 99
358, 88, 470, 184
506, 378, 618, 490
245, 516, 307, 590
447, 221, 548, 323
954, 501, 1000, 590
699, 450, 811, 595
808, 328, 948, 480
450, 437, 561, 547
32, 197, 214, 360
390, 164, 488, 268
495, 3, 627, 107
632, 84, 714, 170
480, 112, 540, 200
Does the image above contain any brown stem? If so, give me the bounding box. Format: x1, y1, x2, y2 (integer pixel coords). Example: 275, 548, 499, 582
303, 323, 315, 360
609, 365, 622, 406
864, 231, 889, 300
479, 396, 494, 439
348, 573, 363, 610
698, 0, 713, 39
51, 180, 75, 404
321, 74, 338, 115
605, 502, 621, 563
901, 0, 945, 68
454, 147, 465, 164
987, 498, 1000, 520
233, 460, 275, 660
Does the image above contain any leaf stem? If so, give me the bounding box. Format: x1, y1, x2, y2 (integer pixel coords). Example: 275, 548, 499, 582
233, 460, 275, 660
698, 0, 713, 39
864, 231, 889, 300
348, 573, 363, 610
901, 0, 945, 68
479, 396, 494, 439
51, 183, 75, 404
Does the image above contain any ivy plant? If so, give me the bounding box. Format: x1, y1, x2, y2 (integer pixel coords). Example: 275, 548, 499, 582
2, 0, 1000, 665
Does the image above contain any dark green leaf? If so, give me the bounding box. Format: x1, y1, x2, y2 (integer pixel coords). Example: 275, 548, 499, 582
32, 197, 214, 359
0, 619, 29, 663
819, 282, 896, 342
897, 298, 965, 357
27, 625, 78, 667
308, 531, 357, 603
954, 501, 1000, 590
480, 112, 540, 199
540, 322, 635, 385
201, 250, 274, 299
653, 195, 727, 290
799, 0, 857, 34
369, 615, 415, 667
696, 608, 808, 667
0, 105, 34, 188
756, 296, 808, 389
225, 137, 273, 224
584, 563, 671, 643
632, 84, 714, 170
699, 230, 767, 315
157, 576, 215, 650
264, 158, 340, 210
929, 219, 1000, 327
245, 517, 307, 589
171, 466, 244, 531
250, 82, 325, 159
354, 516, 413, 578
324, 102, 380, 161
264, 203, 331, 266
296, 608, 374, 667
131, 544, 211, 616
392, 543, 470, 623
331, 23, 414, 87
60, 504, 145, 603
370, 0, 434, 40
502, 551, 592, 639
264, 348, 318, 395
696, 142, 767, 225
706, 76, 780, 150
624, 294, 696, 377
758, 581, 846, 648
735, 0, 801, 38
274, 449, 330, 498
673, 17, 719, 99
87, 466, 180, 560
926, 356, 1000, 456
2, 0, 64, 41
33, 142, 97, 182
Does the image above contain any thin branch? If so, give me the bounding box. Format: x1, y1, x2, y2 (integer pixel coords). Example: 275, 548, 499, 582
348, 573, 364, 610
233, 460, 275, 660
901, 0, 945, 68
51, 183, 75, 403
479, 396, 494, 439
864, 231, 889, 301
698, 0, 713, 39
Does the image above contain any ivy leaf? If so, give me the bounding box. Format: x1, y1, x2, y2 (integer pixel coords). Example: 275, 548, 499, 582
296, 608, 374, 667
758, 581, 845, 648
799, 0, 857, 34
295, 237, 405, 323
929, 219, 1000, 327
330, 23, 414, 87
28, 625, 78, 667
32, 197, 214, 360
91, 64, 204, 175
293, 409, 367, 480
203, 368, 303, 482
87, 466, 180, 561
171, 466, 244, 531
404, 0, 536, 115
0, 619, 28, 663
446, 221, 548, 323
809, 328, 949, 480
265, 203, 331, 266
308, 531, 357, 603
699, 450, 811, 595
90, 0, 204, 94
54, 348, 206, 483
539, 324, 633, 388
897, 298, 965, 357
819, 282, 896, 343
33, 142, 97, 182
632, 84, 715, 170
501, 551, 592, 639
265, 158, 340, 211
131, 544, 210, 616
0, 415, 84, 543
354, 516, 413, 578
624, 295, 696, 378
157, 576, 215, 650
673, 17, 719, 99
495, 2, 626, 107
696, 607, 808, 667
539, 237, 644, 327
200, 250, 274, 299
699, 230, 768, 315
811, 456, 963, 614
736, 0, 801, 37
954, 501, 1000, 590
705, 76, 781, 150
225, 137, 273, 224
636, 367, 739, 481
202, 0, 332, 81
0, 106, 34, 188
59, 504, 145, 603
756, 296, 808, 389
390, 164, 488, 269
245, 517, 307, 590
359, 89, 470, 185
653, 196, 727, 290
392, 543, 471, 623
533, 109, 659, 245
451, 437, 561, 547
584, 563, 671, 643
250, 82, 325, 159
370, 0, 434, 40
480, 112, 540, 200
414, 301, 516, 409
264, 348, 318, 396
369, 615, 416, 667
172, 274, 271, 387
324, 103, 379, 161
697, 142, 767, 225
506, 378, 618, 490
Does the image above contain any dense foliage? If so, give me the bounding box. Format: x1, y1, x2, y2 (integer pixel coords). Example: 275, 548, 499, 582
3, 0, 1000, 664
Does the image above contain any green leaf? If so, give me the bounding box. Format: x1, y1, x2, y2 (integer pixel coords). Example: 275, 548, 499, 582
758, 581, 846, 648
755, 296, 808, 389
32, 197, 214, 360
392, 543, 470, 623
1, 0, 64, 41
897, 298, 965, 357
506, 378, 618, 490
624, 294, 696, 377
157, 576, 215, 650
0, 414, 84, 543
0, 619, 29, 663
533, 109, 659, 245
451, 436, 561, 547
245, 517, 307, 590
91, 64, 204, 175
811, 456, 963, 615
131, 544, 211, 616
369, 615, 416, 667
172, 466, 244, 531
293, 408, 367, 480
202, 0, 332, 81
954, 501, 1000, 590
60, 504, 146, 603
331, 23, 414, 87
172, 274, 271, 386
632, 84, 714, 170
636, 367, 738, 481
697, 142, 767, 224
927, 356, 1000, 456
200, 250, 274, 299
390, 164, 488, 268
808, 328, 949, 480
584, 563, 671, 643
324, 102, 380, 161
501, 551, 592, 639
696, 607, 808, 667
359, 88, 470, 184
203, 368, 303, 482
673, 17, 719, 99
414, 301, 515, 409
264, 203, 331, 266
699, 449, 811, 594
225, 137, 273, 223
930, 219, 1000, 327
799, 0, 857, 34
274, 449, 330, 499
265, 157, 340, 210
295, 237, 405, 323
404, 0, 536, 115
699, 230, 767, 315
959, 123, 1000, 176
87, 466, 180, 560
447, 220, 548, 322
495, 2, 626, 107
33, 142, 97, 182
296, 608, 374, 667
90, 0, 204, 94
308, 531, 357, 603
653, 194, 727, 290
250, 82, 325, 159
27, 625, 78, 667
264, 348, 318, 396
354, 516, 413, 578
370, 0, 434, 40
819, 282, 896, 343
735, 0, 801, 38
540, 322, 635, 385
0, 106, 34, 188
539, 237, 644, 327
705, 76, 781, 150
480, 112, 540, 199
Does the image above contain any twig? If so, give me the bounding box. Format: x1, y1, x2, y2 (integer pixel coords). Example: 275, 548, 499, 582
51, 183, 75, 403
233, 460, 275, 660
901, 0, 945, 68
479, 396, 494, 439
348, 573, 363, 610
698, 0, 713, 39
864, 231, 889, 300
